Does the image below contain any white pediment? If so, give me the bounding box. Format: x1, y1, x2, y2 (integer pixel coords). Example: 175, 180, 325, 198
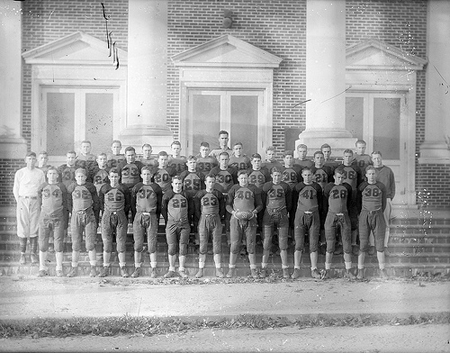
346, 40, 426, 70
172, 35, 282, 68
22, 31, 127, 66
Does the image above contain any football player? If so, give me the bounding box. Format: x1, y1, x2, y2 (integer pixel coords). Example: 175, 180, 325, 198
229, 142, 251, 171
168, 141, 187, 174
195, 142, 218, 177
66, 168, 100, 277
292, 167, 323, 279
226, 170, 263, 278
209, 130, 232, 160
294, 144, 314, 169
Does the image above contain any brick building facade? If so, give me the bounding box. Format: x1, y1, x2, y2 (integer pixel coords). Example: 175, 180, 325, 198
0, 0, 448, 209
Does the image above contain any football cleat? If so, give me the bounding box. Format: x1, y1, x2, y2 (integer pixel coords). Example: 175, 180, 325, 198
38, 270, 49, 277
282, 268, 290, 279
311, 268, 321, 279
344, 269, 356, 280
356, 268, 365, 280
178, 270, 188, 278
120, 266, 129, 278
99, 266, 110, 277
291, 268, 301, 279
195, 269, 204, 278
215, 268, 224, 278
164, 270, 177, 278
226, 268, 236, 278
250, 268, 259, 279
131, 267, 141, 278
259, 268, 267, 278
150, 267, 157, 278
30, 253, 39, 265
321, 269, 330, 280
67, 267, 78, 278
89, 266, 97, 277
19, 253, 26, 265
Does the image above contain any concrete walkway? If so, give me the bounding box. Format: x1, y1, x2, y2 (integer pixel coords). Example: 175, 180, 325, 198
1, 275, 449, 320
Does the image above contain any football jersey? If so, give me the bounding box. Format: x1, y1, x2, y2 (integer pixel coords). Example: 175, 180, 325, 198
294, 159, 314, 169
118, 161, 143, 189
323, 182, 352, 214
338, 164, 362, 195
194, 189, 224, 217
99, 184, 129, 212
168, 156, 187, 174
229, 155, 251, 171
324, 159, 340, 172
262, 181, 291, 211
162, 191, 190, 222
227, 184, 263, 213
262, 160, 283, 173
180, 170, 205, 198
140, 157, 158, 168
358, 181, 386, 212
153, 168, 174, 194
311, 166, 333, 190
210, 166, 237, 194
247, 168, 270, 189
106, 153, 126, 169
195, 155, 218, 177
67, 182, 98, 212
131, 182, 162, 214
91, 167, 110, 195
354, 154, 372, 172
57, 164, 77, 188
281, 165, 302, 189
38, 182, 68, 216
293, 182, 322, 213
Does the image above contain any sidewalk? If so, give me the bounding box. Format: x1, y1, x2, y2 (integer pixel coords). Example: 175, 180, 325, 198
1, 275, 449, 320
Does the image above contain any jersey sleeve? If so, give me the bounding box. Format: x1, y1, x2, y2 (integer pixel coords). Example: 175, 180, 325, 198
226, 185, 237, 214
283, 182, 292, 213
252, 185, 264, 214
87, 183, 100, 223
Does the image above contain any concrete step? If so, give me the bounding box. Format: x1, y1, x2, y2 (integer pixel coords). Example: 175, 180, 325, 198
2, 260, 448, 279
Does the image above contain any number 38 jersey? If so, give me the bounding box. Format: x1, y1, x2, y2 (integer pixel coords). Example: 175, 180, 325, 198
322, 182, 352, 214
261, 181, 292, 211
131, 182, 162, 214
67, 182, 99, 213
99, 183, 130, 213
292, 182, 323, 213
226, 183, 263, 214
162, 191, 191, 222
38, 182, 69, 216
358, 181, 386, 212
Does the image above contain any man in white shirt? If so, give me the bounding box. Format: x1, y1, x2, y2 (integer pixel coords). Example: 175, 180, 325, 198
13, 152, 45, 265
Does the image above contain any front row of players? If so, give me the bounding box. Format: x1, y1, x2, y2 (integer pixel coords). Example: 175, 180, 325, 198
37, 164, 387, 280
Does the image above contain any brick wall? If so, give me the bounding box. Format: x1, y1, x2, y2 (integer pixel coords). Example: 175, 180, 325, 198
416, 164, 450, 209
21, 0, 129, 151
166, 0, 307, 154
0, 160, 24, 207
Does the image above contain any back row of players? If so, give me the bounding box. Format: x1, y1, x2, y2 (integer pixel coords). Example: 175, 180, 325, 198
29, 130, 395, 280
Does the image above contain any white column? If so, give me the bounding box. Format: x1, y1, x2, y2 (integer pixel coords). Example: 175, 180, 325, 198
0, 0, 27, 158
297, 0, 355, 156
419, 0, 450, 164
120, 0, 173, 152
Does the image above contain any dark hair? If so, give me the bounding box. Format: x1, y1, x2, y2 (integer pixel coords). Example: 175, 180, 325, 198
125, 146, 136, 154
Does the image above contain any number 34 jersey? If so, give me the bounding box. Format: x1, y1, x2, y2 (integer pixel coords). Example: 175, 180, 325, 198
38, 182, 69, 216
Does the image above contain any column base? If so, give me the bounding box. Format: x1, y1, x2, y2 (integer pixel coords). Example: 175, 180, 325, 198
0, 137, 28, 159
118, 125, 174, 153
418, 141, 450, 164
296, 129, 357, 157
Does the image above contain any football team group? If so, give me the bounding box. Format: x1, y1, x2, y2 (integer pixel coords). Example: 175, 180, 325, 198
13, 130, 395, 281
